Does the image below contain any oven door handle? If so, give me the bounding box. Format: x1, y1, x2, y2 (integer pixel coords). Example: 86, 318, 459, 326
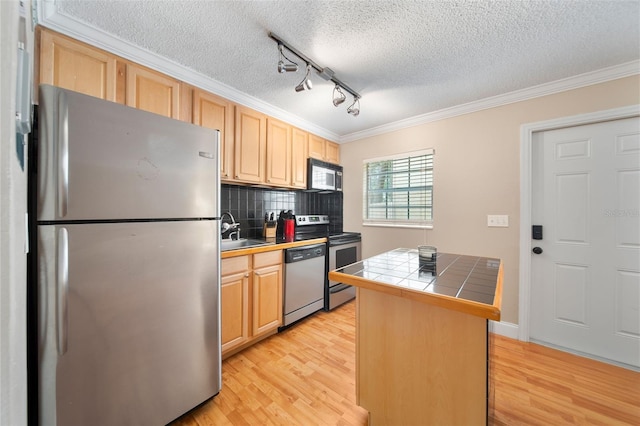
330, 283, 352, 294
329, 240, 361, 247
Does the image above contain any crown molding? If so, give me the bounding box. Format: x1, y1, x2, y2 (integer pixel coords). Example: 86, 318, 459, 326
37, 1, 638, 145
35, 0, 340, 141
340, 60, 640, 143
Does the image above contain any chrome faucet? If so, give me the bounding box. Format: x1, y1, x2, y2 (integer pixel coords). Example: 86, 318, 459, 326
221, 211, 240, 240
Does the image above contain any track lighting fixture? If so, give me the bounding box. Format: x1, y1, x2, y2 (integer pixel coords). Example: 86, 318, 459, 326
295, 64, 313, 92
332, 85, 346, 106
269, 31, 362, 116
347, 97, 360, 117
277, 44, 298, 73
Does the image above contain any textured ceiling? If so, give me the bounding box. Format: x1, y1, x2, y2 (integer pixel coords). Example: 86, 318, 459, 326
51, 0, 639, 138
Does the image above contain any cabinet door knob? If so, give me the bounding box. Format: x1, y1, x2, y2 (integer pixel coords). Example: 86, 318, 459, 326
244, 273, 249, 278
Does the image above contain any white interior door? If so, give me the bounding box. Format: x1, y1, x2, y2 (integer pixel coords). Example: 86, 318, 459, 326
530, 117, 640, 368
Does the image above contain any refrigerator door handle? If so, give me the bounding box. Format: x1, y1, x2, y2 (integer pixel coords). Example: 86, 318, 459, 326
57, 91, 69, 218
57, 227, 69, 355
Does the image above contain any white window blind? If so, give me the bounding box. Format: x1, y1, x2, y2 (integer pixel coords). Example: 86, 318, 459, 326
363, 149, 434, 228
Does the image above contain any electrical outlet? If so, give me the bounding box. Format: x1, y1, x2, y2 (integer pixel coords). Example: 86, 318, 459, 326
487, 215, 509, 227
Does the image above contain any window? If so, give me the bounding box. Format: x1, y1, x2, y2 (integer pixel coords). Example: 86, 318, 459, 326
363, 149, 434, 228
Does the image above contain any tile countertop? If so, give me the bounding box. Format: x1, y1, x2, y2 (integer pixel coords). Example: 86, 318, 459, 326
329, 248, 503, 320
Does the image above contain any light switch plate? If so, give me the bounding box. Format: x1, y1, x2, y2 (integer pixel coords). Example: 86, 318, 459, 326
487, 214, 509, 227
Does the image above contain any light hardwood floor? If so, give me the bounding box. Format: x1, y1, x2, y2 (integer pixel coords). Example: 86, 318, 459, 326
171, 301, 640, 425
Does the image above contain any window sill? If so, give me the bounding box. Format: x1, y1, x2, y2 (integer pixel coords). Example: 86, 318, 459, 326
363, 222, 433, 230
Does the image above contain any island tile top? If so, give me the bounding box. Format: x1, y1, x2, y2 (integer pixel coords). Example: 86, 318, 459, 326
334, 248, 501, 305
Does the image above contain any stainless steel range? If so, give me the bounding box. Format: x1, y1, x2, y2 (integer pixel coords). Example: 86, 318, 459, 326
326, 232, 362, 310
294, 215, 362, 311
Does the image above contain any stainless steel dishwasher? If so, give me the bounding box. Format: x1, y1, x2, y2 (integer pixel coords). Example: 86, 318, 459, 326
282, 243, 326, 328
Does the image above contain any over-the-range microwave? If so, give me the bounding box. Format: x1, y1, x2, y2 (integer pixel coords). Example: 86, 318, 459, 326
307, 158, 343, 192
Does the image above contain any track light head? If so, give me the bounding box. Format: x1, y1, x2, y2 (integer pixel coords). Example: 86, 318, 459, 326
295, 64, 313, 92
277, 44, 298, 73
332, 85, 346, 107
278, 61, 298, 73
347, 97, 360, 117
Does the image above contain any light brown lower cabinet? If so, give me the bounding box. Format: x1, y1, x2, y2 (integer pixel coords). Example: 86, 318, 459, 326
221, 250, 283, 358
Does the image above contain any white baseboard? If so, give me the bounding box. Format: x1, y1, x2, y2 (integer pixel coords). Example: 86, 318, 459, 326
489, 321, 639, 371
489, 320, 519, 339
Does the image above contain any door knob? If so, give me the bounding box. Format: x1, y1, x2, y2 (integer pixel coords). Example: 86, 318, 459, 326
532, 247, 543, 254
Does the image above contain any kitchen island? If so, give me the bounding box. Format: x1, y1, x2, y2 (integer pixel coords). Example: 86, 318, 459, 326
329, 248, 503, 425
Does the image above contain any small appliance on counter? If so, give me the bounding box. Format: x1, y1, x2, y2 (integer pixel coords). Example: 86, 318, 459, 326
276, 210, 296, 239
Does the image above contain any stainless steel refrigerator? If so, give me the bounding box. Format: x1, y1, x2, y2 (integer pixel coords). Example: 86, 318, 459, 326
31, 85, 221, 425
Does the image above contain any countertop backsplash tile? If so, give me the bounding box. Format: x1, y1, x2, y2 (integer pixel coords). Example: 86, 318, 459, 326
221, 184, 343, 238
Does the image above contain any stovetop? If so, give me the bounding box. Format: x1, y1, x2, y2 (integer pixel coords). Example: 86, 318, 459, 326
328, 232, 361, 240
292, 214, 361, 243
327, 232, 361, 245
292, 231, 361, 243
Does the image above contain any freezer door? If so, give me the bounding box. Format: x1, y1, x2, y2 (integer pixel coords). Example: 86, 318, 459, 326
37, 221, 221, 426
37, 85, 220, 221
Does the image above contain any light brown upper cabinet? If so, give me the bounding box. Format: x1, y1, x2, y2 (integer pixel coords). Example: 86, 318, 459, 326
266, 119, 292, 187
39, 30, 117, 102
37, 29, 336, 187
325, 141, 340, 164
308, 134, 326, 160
125, 64, 182, 120
308, 134, 340, 164
291, 128, 309, 189
234, 105, 267, 183
193, 90, 235, 181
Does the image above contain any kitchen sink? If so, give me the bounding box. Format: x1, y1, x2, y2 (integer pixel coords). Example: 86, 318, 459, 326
220, 238, 274, 251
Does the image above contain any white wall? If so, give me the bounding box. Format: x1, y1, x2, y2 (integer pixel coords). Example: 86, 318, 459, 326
1, 1, 32, 425
340, 76, 640, 325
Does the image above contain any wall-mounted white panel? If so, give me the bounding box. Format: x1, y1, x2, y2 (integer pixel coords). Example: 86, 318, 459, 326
555, 173, 589, 244
554, 263, 588, 326
616, 270, 640, 338
617, 170, 640, 248
555, 138, 591, 160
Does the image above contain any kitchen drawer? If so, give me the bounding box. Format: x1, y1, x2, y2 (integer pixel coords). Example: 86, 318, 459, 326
254, 250, 282, 269
222, 255, 250, 275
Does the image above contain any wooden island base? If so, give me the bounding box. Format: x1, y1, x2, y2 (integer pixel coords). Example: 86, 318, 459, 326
357, 287, 487, 425
329, 249, 503, 425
